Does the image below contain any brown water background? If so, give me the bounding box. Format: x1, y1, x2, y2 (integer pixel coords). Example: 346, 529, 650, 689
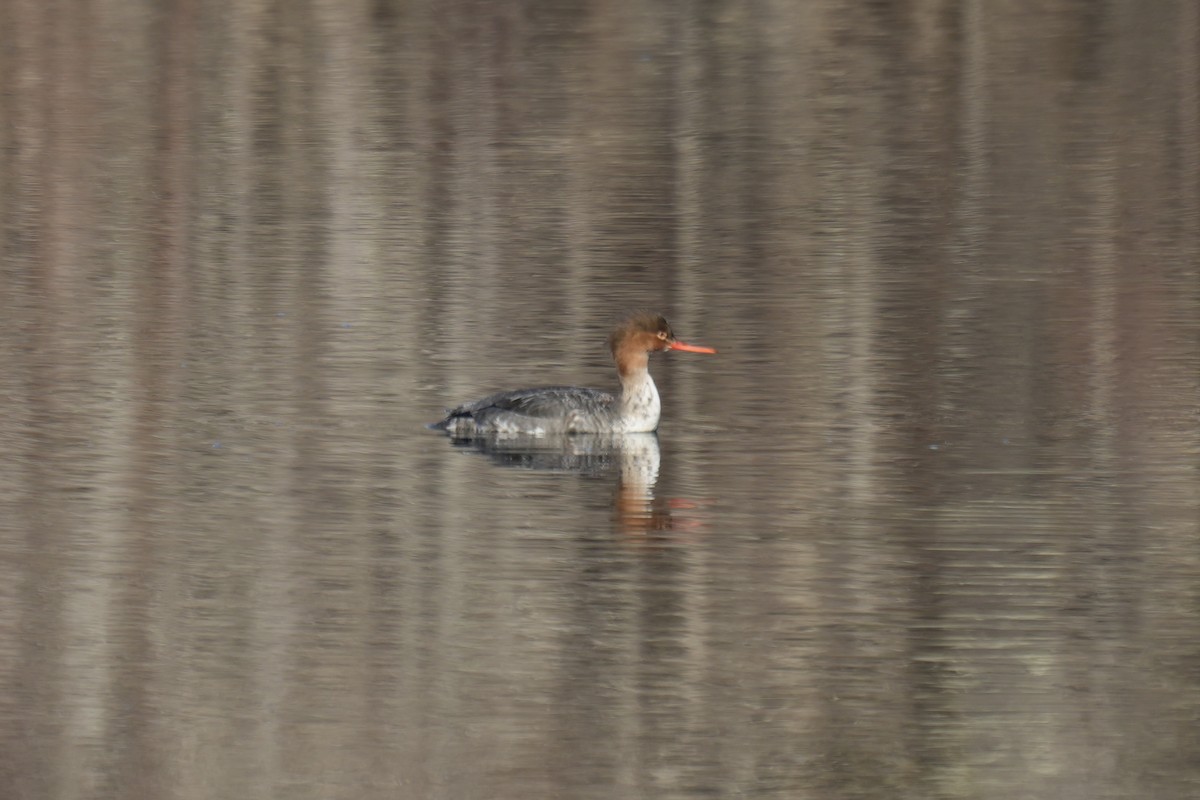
2, 2, 1199, 799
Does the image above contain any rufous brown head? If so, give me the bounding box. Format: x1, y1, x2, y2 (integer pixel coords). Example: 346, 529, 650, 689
609, 313, 717, 358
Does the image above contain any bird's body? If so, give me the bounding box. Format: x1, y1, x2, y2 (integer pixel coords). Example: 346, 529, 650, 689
431, 313, 715, 437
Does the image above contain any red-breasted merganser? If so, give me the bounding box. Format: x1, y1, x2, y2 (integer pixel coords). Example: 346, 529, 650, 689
431, 313, 716, 436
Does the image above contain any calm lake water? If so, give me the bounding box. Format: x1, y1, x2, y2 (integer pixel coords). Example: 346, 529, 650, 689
3, 2, 1200, 799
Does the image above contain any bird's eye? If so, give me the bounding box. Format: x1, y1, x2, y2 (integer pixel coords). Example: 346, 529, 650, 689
657, 330, 668, 340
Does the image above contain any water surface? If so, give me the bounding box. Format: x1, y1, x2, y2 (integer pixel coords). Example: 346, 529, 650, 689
2, 2, 1199, 799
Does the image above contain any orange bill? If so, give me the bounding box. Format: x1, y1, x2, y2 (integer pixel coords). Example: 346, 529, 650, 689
668, 340, 717, 354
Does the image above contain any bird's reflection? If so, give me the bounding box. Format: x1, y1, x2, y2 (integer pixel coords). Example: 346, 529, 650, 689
445, 433, 702, 539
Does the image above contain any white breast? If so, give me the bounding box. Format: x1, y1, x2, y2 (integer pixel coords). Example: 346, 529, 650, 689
619, 373, 662, 433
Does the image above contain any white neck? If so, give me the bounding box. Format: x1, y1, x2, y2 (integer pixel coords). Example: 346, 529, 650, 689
618, 368, 661, 432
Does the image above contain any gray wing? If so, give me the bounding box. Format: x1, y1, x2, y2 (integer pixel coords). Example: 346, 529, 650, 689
451, 386, 615, 419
